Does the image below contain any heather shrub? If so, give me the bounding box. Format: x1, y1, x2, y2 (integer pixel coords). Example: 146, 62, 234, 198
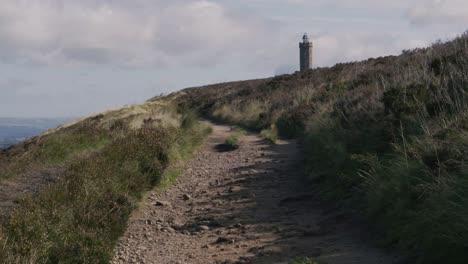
175, 33, 468, 262
0, 105, 210, 263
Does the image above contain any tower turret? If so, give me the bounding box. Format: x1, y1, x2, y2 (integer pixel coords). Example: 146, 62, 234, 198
299, 33, 313, 71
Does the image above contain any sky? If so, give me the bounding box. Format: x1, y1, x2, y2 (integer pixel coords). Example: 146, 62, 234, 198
0, 0, 467, 117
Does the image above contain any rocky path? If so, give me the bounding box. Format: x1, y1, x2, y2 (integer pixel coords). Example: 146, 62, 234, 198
112, 122, 398, 264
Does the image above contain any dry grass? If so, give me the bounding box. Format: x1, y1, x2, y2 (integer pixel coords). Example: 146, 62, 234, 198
175, 32, 468, 263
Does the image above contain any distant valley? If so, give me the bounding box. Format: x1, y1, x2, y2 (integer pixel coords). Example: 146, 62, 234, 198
0, 118, 71, 148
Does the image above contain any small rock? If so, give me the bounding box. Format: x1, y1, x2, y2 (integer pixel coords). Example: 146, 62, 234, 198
215, 237, 235, 244
154, 201, 170, 207
139, 246, 148, 251
236, 257, 250, 264
233, 223, 244, 229
198, 225, 210, 231
229, 186, 242, 193
259, 245, 282, 256
182, 194, 192, 200
171, 219, 185, 229
248, 247, 262, 254
163, 227, 176, 233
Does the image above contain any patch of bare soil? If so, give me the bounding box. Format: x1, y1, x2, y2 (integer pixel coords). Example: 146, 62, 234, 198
112, 122, 400, 264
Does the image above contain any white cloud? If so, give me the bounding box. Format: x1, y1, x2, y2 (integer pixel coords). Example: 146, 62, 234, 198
408, 0, 468, 26
0, 0, 269, 67
0, 0, 462, 69
1, 0, 468, 118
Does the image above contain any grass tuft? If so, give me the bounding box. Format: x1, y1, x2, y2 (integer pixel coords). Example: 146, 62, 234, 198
289, 256, 320, 264
260, 125, 278, 144
224, 128, 245, 149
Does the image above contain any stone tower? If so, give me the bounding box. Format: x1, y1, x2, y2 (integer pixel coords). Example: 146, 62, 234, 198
299, 33, 313, 71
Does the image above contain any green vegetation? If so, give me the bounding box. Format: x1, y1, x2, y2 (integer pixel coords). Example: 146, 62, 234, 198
260, 125, 278, 143
1, 30, 467, 263
224, 127, 246, 149
225, 133, 240, 148
173, 33, 468, 263
0, 102, 210, 263
0, 123, 111, 181
289, 257, 320, 264
33, 124, 110, 164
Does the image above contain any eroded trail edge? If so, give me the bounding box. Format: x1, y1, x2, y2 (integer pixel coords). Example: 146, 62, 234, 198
112, 122, 397, 264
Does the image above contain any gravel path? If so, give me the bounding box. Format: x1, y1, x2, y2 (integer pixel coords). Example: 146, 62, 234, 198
112, 122, 399, 264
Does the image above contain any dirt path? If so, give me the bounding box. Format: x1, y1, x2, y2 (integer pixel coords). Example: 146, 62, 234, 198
112, 122, 399, 264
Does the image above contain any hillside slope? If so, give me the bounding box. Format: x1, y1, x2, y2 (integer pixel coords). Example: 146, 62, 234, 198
0, 33, 466, 263
166, 33, 468, 263
0, 98, 211, 263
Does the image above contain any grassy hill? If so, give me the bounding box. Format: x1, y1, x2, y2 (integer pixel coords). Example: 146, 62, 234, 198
0, 99, 211, 263
0, 33, 466, 263
166, 33, 468, 263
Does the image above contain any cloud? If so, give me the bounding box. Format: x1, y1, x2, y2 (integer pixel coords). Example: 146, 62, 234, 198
0, 0, 458, 70
0, 0, 270, 67
408, 0, 468, 26
2, 0, 467, 118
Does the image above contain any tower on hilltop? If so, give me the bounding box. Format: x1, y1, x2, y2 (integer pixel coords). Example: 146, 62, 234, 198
299, 33, 313, 71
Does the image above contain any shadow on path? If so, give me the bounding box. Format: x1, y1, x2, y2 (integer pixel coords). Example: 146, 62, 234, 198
112, 122, 401, 264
